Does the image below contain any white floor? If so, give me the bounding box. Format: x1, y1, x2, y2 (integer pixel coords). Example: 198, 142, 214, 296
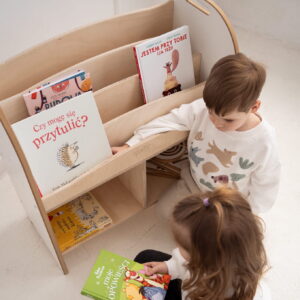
0, 27, 299, 300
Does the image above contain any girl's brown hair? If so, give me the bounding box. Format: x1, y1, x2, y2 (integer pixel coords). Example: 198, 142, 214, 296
203, 53, 266, 116
172, 187, 268, 300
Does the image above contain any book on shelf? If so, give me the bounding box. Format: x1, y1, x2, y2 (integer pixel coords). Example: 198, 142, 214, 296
12, 91, 112, 196
48, 192, 112, 252
23, 70, 92, 115
133, 25, 195, 103
81, 249, 171, 300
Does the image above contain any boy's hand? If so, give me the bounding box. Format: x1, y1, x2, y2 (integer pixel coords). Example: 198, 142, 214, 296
144, 262, 168, 276
111, 144, 129, 154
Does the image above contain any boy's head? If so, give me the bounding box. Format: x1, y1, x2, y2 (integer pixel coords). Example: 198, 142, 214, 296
203, 53, 266, 131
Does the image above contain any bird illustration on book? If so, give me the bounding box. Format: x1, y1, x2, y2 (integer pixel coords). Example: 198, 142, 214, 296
56, 141, 83, 171
162, 49, 182, 96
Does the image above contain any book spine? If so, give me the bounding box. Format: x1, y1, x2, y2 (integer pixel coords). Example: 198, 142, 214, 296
133, 46, 147, 104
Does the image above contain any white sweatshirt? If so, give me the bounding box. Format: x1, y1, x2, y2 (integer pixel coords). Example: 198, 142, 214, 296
126, 99, 281, 213
165, 248, 272, 300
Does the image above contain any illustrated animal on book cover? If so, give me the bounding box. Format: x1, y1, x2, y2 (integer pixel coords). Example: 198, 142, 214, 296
162, 49, 181, 96
56, 141, 83, 171
124, 267, 170, 300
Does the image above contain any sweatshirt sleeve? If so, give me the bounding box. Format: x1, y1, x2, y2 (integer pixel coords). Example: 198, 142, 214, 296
165, 248, 187, 280
126, 99, 205, 147
248, 142, 281, 214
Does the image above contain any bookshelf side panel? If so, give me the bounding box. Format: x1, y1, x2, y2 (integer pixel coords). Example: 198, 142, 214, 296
0, 114, 68, 274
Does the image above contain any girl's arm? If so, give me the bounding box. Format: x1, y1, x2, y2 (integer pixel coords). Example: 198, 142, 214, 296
164, 248, 187, 280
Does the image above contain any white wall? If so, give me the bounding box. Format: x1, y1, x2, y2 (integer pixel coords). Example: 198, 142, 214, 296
216, 0, 300, 49
0, 0, 115, 63
1, 0, 299, 63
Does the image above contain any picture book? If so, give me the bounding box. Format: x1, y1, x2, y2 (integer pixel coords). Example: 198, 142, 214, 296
49, 192, 112, 252
81, 249, 171, 300
12, 91, 112, 196
133, 25, 195, 103
23, 70, 92, 115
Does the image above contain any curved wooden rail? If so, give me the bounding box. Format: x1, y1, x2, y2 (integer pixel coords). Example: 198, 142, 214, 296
186, 0, 239, 53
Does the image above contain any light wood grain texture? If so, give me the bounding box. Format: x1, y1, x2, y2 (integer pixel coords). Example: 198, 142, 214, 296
0, 109, 68, 274
62, 176, 144, 254
95, 75, 143, 123
42, 83, 204, 212
119, 163, 147, 207
147, 175, 176, 207
0, 52, 201, 125
0, 1, 174, 101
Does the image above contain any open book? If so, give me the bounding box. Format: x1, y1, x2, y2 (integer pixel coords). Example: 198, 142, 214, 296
82, 249, 171, 300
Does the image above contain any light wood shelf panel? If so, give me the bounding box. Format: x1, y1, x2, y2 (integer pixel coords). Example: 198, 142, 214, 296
42, 83, 204, 212
94, 74, 143, 123
91, 177, 143, 224
147, 175, 177, 207
0, 1, 174, 101
61, 175, 144, 255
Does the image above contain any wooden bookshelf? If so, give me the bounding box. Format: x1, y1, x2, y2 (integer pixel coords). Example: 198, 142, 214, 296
0, 0, 238, 274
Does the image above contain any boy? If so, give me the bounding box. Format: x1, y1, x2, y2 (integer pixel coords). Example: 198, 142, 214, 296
112, 53, 280, 214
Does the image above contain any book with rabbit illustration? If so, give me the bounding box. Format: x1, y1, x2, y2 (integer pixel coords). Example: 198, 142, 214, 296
133, 25, 195, 103
12, 92, 112, 196
23, 70, 92, 115
81, 249, 171, 300
48, 192, 112, 252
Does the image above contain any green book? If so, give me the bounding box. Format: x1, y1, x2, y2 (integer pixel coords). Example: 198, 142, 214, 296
81, 249, 171, 300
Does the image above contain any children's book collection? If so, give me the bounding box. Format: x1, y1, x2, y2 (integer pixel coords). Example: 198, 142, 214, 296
10, 25, 195, 294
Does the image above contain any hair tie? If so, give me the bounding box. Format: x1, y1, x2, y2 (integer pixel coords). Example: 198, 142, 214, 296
203, 197, 210, 207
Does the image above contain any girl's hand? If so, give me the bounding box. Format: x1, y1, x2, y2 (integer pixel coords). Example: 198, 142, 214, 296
111, 144, 129, 154
144, 262, 168, 276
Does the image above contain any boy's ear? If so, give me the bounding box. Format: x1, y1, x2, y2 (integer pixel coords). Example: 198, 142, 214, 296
250, 100, 261, 113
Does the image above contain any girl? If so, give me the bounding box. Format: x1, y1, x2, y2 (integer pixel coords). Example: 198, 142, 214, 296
135, 187, 271, 300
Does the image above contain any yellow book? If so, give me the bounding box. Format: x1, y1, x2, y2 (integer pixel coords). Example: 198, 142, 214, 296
48, 192, 112, 251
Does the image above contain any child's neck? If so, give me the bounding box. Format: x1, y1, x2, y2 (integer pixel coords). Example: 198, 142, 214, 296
237, 113, 262, 131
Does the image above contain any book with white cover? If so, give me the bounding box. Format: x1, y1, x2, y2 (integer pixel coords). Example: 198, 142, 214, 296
134, 25, 195, 103
12, 92, 112, 196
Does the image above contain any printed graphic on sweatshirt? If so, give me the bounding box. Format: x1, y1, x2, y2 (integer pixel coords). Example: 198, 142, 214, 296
239, 157, 254, 169
206, 140, 237, 167
189, 145, 204, 167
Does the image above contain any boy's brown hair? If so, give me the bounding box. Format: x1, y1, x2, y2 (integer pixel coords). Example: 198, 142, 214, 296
172, 187, 268, 300
203, 53, 266, 115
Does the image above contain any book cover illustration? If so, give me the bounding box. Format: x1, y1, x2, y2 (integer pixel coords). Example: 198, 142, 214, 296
12, 92, 112, 196
147, 141, 188, 179
134, 25, 195, 103
23, 70, 92, 115
81, 249, 171, 300
48, 192, 112, 252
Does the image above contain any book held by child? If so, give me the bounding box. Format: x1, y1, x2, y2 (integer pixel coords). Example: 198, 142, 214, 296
134, 25, 195, 103
48, 192, 112, 252
81, 249, 171, 300
23, 70, 92, 115
12, 91, 112, 196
